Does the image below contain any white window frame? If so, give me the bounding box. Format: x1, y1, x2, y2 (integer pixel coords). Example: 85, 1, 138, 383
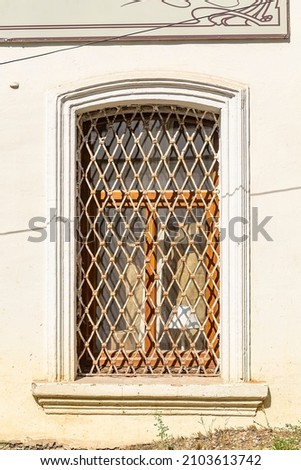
33, 75, 268, 415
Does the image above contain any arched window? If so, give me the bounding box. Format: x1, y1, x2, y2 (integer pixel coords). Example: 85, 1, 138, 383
76, 105, 220, 375
33, 78, 268, 415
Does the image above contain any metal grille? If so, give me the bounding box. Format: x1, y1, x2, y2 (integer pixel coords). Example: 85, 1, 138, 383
76, 105, 220, 375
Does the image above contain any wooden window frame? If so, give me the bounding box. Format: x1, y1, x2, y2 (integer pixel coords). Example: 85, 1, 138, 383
94, 189, 219, 372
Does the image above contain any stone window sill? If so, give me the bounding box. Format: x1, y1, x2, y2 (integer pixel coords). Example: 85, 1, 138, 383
32, 378, 268, 416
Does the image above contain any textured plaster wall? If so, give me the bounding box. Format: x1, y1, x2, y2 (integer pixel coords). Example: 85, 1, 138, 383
0, 3, 301, 446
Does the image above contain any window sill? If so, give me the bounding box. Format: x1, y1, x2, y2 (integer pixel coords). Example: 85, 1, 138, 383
32, 379, 268, 416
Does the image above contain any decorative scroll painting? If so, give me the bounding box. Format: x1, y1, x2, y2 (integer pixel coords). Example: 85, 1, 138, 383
0, 0, 289, 42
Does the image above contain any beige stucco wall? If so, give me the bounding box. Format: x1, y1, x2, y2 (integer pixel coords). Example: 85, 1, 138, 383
0, 3, 301, 447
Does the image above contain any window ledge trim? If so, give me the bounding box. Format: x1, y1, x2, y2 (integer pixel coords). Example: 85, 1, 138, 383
32, 382, 268, 416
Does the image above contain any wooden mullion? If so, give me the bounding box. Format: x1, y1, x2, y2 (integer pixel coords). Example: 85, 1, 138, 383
144, 203, 157, 355
99, 190, 213, 207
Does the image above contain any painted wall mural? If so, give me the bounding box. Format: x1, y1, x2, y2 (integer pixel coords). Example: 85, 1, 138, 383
122, 0, 285, 28
0, 0, 289, 42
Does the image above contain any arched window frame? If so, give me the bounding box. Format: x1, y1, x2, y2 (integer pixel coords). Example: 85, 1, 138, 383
33, 76, 268, 415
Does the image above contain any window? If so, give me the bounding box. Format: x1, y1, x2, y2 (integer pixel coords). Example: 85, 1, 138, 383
76, 105, 220, 375
33, 77, 268, 415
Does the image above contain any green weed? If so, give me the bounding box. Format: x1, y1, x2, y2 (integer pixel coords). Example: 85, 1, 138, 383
154, 414, 175, 449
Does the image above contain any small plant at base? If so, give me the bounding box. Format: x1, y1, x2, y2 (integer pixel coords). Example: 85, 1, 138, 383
198, 417, 218, 436
272, 436, 298, 450
154, 414, 174, 449
154, 414, 169, 441
284, 423, 301, 433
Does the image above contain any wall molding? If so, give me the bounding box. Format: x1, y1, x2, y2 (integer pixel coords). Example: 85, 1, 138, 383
35, 74, 261, 415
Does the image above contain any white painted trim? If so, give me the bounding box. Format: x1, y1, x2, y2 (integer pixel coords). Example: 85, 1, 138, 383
41, 75, 258, 413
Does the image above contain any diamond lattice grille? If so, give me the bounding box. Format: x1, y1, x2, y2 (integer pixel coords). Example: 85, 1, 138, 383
76, 105, 220, 375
